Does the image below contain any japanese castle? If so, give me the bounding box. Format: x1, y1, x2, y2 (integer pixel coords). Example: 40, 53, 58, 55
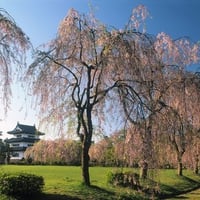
6, 123, 44, 161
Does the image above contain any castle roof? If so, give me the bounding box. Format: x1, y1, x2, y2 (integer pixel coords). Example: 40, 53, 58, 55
7, 123, 44, 136
5, 137, 39, 143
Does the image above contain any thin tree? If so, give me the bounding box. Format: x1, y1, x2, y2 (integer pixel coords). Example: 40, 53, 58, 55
184, 72, 200, 174
163, 71, 200, 176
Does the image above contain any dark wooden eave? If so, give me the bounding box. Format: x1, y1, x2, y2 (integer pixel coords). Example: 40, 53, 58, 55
7, 123, 44, 136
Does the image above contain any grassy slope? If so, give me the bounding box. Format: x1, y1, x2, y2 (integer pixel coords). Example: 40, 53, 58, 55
173, 188, 200, 199
0, 165, 199, 199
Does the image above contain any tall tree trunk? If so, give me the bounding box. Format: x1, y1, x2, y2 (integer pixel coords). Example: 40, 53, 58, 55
140, 161, 148, 179
177, 161, 183, 176
81, 142, 90, 186
171, 132, 185, 176
140, 140, 149, 179
194, 154, 199, 174
177, 153, 183, 176
81, 103, 93, 186
140, 120, 153, 179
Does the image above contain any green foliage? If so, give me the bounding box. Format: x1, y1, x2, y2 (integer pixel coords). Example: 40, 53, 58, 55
107, 171, 124, 186
0, 172, 44, 199
0, 140, 6, 164
107, 171, 140, 190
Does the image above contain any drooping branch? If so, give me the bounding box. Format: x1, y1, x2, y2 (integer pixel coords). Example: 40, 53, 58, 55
0, 8, 30, 113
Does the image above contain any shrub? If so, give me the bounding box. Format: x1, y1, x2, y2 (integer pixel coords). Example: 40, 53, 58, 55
107, 171, 140, 190
107, 171, 124, 186
0, 173, 44, 198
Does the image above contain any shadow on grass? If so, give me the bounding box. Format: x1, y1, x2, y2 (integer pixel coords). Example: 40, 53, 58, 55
21, 193, 81, 200
158, 184, 180, 199
166, 197, 189, 199
181, 176, 200, 185
26, 185, 115, 200
158, 175, 200, 199
89, 185, 115, 195
71, 184, 116, 200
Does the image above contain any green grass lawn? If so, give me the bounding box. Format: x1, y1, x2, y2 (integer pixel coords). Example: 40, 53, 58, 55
0, 165, 199, 200
154, 169, 200, 199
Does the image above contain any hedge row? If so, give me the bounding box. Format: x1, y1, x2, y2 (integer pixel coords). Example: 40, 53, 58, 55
0, 173, 44, 199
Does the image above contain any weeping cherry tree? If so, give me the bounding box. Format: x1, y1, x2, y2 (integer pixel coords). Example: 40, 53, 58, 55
0, 8, 29, 112
25, 9, 125, 186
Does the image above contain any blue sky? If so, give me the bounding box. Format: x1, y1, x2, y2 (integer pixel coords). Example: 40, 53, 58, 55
0, 0, 200, 138
1, 0, 200, 46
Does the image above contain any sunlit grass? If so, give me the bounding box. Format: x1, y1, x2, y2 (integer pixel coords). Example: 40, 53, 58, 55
0, 165, 199, 199
0, 165, 82, 195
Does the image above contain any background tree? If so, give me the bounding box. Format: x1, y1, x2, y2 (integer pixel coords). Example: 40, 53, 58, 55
25, 139, 81, 165
116, 14, 200, 178
115, 15, 168, 179
0, 138, 6, 163
123, 126, 142, 167
163, 108, 186, 176
89, 137, 110, 166
183, 127, 200, 174
183, 72, 200, 175
0, 8, 29, 112
156, 70, 200, 175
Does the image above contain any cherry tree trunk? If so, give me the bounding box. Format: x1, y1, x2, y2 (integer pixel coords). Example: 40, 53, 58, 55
140, 121, 153, 179
81, 142, 90, 186
81, 106, 93, 186
194, 154, 199, 174
140, 161, 148, 179
177, 153, 183, 176
177, 162, 183, 176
